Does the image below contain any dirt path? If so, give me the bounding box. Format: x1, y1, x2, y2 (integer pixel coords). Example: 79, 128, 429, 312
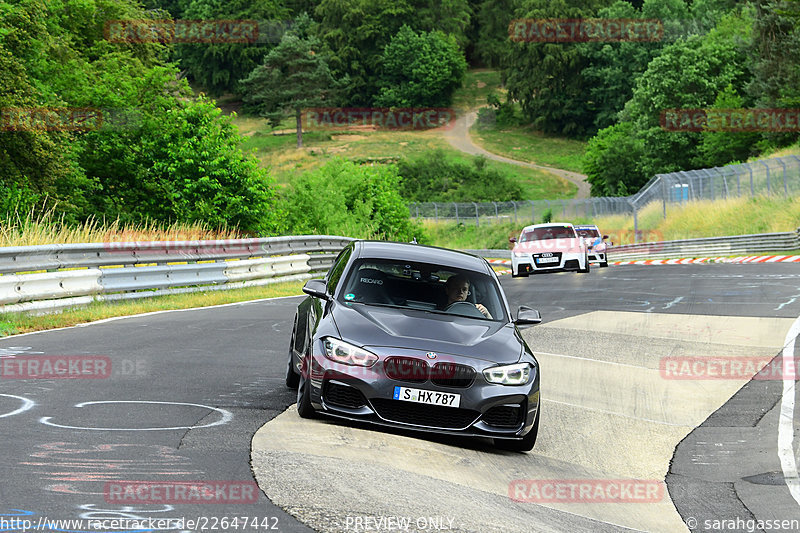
443, 110, 591, 199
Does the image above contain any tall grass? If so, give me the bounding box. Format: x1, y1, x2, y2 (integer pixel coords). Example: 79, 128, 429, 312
424, 195, 800, 249
0, 209, 243, 247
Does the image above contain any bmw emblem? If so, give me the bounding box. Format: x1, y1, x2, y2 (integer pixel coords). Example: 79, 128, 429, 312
426, 352, 437, 360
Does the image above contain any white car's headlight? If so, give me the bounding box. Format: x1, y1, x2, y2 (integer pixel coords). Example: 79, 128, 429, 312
483, 362, 533, 385
323, 337, 378, 367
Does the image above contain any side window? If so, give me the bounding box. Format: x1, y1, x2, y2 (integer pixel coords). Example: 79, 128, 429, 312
326, 244, 353, 295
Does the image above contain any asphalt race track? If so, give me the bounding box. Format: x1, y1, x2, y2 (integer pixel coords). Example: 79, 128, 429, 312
1, 263, 799, 533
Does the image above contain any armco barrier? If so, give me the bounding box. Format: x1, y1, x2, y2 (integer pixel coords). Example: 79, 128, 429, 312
607, 230, 800, 261
0, 236, 353, 314
465, 229, 800, 262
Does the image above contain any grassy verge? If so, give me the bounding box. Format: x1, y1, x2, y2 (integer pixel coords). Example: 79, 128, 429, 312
570, 196, 800, 242
452, 69, 505, 111
0, 213, 242, 247
236, 118, 577, 199
470, 123, 587, 173
422, 195, 800, 248
0, 280, 307, 337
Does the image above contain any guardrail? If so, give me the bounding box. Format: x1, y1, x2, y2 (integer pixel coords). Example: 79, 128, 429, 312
0, 236, 353, 314
464, 229, 800, 262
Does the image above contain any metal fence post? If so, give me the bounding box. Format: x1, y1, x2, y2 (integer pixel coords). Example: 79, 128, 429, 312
777, 157, 787, 196
473, 202, 479, 227
454, 203, 459, 224
513, 201, 517, 224
434, 203, 438, 221
759, 160, 771, 194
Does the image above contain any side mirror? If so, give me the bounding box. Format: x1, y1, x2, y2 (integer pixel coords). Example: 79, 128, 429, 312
602, 235, 609, 240
302, 278, 330, 300
509, 237, 517, 243
514, 305, 542, 327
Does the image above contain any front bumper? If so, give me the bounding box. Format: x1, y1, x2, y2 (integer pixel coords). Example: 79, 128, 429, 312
304, 345, 540, 440
512, 251, 584, 274
587, 251, 606, 262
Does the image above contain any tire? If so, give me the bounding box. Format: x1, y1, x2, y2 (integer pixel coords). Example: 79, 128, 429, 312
495, 404, 540, 452
296, 354, 316, 419
512, 270, 529, 278
285, 351, 300, 389
285, 319, 300, 388
600, 260, 609, 268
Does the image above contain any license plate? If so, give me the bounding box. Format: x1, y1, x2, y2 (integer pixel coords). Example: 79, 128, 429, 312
536, 257, 559, 264
393, 387, 461, 408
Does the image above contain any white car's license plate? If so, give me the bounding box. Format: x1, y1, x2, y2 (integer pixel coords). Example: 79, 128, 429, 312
393, 386, 461, 408
536, 257, 559, 264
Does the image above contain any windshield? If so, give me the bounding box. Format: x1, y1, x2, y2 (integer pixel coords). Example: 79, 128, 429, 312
575, 228, 601, 238
520, 226, 576, 242
339, 259, 507, 322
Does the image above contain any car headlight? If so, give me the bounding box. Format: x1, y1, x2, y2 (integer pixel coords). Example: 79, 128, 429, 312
483, 362, 533, 385
323, 337, 378, 367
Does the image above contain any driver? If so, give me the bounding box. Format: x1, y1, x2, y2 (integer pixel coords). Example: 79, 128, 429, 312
444, 274, 492, 319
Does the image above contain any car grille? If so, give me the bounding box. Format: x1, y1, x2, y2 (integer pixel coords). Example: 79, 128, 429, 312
370, 399, 480, 429
323, 381, 367, 409
384, 357, 476, 388
384, 356, 428, 383
430, 362, 475, 388
482, 405, 524, 428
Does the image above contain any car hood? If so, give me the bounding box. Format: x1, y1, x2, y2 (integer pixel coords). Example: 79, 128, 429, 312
331, 303, 523, 364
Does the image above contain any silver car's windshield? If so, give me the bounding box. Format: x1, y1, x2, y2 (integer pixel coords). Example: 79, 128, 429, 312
575, 228, 600, 238
338, 259, 507, 322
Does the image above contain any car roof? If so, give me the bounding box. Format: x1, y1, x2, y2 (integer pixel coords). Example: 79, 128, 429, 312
520, 222, 576, 232
353, 241, 491, 274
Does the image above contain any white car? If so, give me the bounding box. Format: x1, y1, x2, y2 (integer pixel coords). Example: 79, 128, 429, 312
574, 224, 609, 268
510, 223, 590, 277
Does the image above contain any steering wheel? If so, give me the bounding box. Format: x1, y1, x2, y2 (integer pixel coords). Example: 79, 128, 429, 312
443, 301, 486, 319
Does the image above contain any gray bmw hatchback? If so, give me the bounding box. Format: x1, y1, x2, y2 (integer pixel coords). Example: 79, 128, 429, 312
286, 240, 542, 451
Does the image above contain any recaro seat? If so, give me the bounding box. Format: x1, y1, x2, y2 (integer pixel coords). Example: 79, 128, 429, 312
353, 268, 391, 304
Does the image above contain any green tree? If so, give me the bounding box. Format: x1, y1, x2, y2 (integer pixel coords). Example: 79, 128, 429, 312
397, 150, 523, 202
504, 0, 615, 137
472, 0, 521, 67
747, 0, 800, 147
583, 122, 647, 196
281, 159, 421, 241
176, 0, 289, 96
620, 10, 752, 176
694, 85, 760, 167
375, 26, 467, 107
315, 0, 471, 105
240, 32, 347, 147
